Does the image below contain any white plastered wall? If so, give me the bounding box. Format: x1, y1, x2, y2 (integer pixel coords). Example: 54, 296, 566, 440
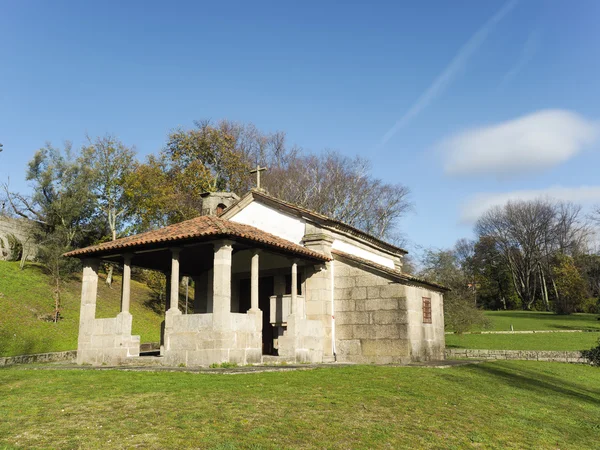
331, 239, 395, 269
229, 202, 306, 244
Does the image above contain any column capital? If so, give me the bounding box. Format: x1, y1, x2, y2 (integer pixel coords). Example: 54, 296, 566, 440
251, 248, 262, 256
122, 253, 133, 264
169, 247, 181, 256
213, 239, 235, 251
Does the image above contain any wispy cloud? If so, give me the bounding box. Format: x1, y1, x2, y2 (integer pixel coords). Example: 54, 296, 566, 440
461, 186, 600, 223
499, 30, 541, 87
440, 109, 599, 177
378, 0, 518, 147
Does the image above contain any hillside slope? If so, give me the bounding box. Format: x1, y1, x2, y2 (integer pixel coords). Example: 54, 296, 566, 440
0, 261, 164, 356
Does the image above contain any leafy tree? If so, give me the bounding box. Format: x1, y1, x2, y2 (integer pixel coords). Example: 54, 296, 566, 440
476, 199, 589, 311
6, 143, 95, 320
81, 135, 136, 286
420, 246, 489, 333
552, 254, 587, 314
81, 135, 136, 241
473, 236, 519, 310
165, 121, 251, 194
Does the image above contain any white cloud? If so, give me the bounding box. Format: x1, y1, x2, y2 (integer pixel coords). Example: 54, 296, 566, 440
442, 109, 600, 176
461, 185, 600, 223
378, 0, 518, 147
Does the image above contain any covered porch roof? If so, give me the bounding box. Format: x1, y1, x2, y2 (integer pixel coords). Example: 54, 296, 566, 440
64, 216, 330, 275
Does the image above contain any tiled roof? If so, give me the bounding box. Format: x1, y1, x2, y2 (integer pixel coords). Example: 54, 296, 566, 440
223, 190, 408, 255
64, 216, 331, 261
332, 250, 449, 292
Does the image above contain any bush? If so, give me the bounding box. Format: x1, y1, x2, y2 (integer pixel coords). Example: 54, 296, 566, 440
1, 234, 23, 262
582, 338, 600, 366
444, 296, 490, 334
578, 297, 600, 314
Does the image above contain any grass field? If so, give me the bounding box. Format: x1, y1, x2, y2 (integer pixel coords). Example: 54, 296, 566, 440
0, 261, 163, 356
482, 310, 600, 332
0, 362, 599, 449
446, 331, 600, 351
445, 310, 600, 351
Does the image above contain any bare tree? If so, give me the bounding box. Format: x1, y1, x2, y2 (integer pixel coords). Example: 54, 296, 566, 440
476, 199, 590, 310
213, 120, 412, 241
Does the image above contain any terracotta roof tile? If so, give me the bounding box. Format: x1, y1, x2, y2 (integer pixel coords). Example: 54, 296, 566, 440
332, 249, 449, 292
64, 216, 330, 262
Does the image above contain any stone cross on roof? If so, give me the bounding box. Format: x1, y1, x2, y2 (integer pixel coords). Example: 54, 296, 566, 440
250, 164, 268, 190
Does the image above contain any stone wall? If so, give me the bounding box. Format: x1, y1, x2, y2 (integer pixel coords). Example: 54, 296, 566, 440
405, 285, 445, 361
446, 348, 590, 364
0, 350, 77, 366
333, 258, 412, 364
163, 311, 263, 366
0, 216, 38, 261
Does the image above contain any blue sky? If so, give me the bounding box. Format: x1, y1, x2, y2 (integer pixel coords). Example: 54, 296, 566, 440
1, 0, 600, 255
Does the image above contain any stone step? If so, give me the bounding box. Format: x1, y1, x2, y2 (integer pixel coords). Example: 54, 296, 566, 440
118, 356, 165, 367
261, 355, 295, 364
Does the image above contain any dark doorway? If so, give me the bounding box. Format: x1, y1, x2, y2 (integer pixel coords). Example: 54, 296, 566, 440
259, 276, 275, 355
238, 276, 275, 355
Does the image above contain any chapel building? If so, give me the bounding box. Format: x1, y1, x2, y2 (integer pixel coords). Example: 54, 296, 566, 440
65, 190, 447, 366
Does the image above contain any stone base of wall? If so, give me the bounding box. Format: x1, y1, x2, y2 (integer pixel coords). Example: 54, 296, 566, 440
445, 348, 589, 364
77, 312, 140, 365
163, 311, 264, 366
0, 350, 77, 366
278, 314, 324, 364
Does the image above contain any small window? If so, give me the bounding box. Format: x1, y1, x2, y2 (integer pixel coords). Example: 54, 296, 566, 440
422, 297, 432, 324
216, 203, 227, 215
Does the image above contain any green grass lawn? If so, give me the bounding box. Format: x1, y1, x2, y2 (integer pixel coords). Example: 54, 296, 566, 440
446, 331, 600, 351
483, 310, 600, 332
1, 362, 599, 449
446, 311, 600, 351
0, 261, 164, 356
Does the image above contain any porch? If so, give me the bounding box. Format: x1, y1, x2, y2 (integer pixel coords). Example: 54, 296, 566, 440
67, 216, 330, 366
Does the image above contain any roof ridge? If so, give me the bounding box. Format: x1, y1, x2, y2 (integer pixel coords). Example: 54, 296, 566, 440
331, 249, 449, 292
248, 190, 408, 255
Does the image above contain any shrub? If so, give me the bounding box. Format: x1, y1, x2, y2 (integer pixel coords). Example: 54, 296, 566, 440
579, 297, 600, 314
582, 338, 600, 366
3, 234, 23, 262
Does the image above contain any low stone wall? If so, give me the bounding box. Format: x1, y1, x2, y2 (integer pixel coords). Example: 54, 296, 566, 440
445, 348, 589, 364
445, 330, 588, 335
0, 350, 77, 367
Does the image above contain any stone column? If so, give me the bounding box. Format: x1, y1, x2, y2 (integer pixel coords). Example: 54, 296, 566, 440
79, 258, 100, 324
169, 248, 181, 313
250, 249, 260, 311
213, 240, 234, 329
291, 259, 298, 316
77, 258, 100, 364
120, 253, 132, 314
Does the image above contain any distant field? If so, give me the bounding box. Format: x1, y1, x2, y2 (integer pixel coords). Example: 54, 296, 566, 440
446, 310, 600, 351
482, 310, 600, 332
0, 261, 164, 356
446, 331, 600, 351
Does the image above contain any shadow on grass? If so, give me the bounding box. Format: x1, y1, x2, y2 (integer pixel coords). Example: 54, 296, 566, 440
467, 363, 600, 406
552, 324, 600, 331
0, 330, 55, 357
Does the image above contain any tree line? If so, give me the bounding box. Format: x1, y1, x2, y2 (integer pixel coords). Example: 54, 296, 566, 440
420, 198, 600, 331
1, 120, 412, 319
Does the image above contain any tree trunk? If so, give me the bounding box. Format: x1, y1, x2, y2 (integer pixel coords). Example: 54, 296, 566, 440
53, 277, 61, 323
539, 265, 550, 312
106, 264, 113, 288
